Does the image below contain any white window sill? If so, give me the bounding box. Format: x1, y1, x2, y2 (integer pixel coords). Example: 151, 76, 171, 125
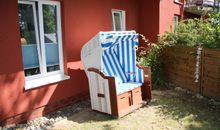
174, 1, 183, 5
25, 74, 70, 90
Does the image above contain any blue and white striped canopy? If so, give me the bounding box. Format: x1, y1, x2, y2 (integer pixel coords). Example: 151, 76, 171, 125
100, 31, 144, 95
100, 31, 138, 49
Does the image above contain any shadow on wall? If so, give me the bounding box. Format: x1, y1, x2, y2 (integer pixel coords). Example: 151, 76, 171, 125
40, 62, 89, 120
0, 72, 52, 124
0, 60, 89, 125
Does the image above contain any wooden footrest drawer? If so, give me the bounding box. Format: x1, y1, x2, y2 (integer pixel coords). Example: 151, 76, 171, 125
117, 92, 130, 111
132, 87, 142, 105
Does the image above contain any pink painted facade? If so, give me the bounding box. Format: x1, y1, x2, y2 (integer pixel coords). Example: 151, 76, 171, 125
159, 0, 184, 36
0, 0, 185, 126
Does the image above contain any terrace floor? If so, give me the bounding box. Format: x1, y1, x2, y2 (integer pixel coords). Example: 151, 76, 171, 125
50, 88, 220, 130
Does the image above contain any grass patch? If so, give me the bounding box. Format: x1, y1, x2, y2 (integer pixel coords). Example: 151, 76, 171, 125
51, 89, 220, 130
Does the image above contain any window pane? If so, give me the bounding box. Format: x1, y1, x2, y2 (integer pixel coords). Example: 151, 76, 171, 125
19, 3, 41, 77
43, 4, 60, 72
173, 16, 179, 29
114, 13, 122, 31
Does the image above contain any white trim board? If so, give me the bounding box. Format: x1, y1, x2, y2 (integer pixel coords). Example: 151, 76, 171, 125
112, 9, 126, 31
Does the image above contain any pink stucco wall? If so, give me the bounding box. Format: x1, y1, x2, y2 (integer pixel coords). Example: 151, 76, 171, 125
159, 1, 184, 36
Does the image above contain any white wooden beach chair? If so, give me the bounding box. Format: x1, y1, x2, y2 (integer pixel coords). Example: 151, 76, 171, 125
81, 31, 152, 117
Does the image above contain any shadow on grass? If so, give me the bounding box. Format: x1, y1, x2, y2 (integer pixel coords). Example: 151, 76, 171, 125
67, 109, 115, 124
150, 90, 220, 130
62, 89, 220, 130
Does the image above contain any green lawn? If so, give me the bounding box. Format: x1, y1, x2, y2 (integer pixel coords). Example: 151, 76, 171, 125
51, 89, 220, 130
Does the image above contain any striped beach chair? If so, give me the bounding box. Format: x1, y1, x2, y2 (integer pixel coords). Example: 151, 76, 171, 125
81, 31, 152, 117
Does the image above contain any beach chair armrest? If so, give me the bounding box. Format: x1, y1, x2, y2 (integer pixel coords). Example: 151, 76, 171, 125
136, 64, 152, 100
88, 67, 119, 116
87, 68, 115, 80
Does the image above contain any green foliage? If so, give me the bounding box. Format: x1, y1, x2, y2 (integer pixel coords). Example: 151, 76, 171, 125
139, 50, 166, 88
204, 13, 220, 48
160, 12, 220, 49
137, 13, 220, 88
43, 5, 56, 33
137, 35, 172, 88
19, 4, 37, 44
162, 19, 200, 47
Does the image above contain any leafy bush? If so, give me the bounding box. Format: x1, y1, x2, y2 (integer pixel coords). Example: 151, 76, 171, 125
137, 13, 220, 88
137, 34, 171, 88
160, 12, 220, 48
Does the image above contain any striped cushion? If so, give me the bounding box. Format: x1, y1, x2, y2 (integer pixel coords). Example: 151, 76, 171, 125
102, 48, 127, 84
134, 68, 144, 83
101, 32, 144, 84
116, 82, 142, 95
113, 35, 144, 83
100, 31, 136, 49
101, 35, 114, 49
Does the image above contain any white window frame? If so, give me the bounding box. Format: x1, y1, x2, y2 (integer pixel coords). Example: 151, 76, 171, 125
18, 0, 69, 90
112, 9, 126, 31
173, 15, 180, 30
174, 0, 183, 4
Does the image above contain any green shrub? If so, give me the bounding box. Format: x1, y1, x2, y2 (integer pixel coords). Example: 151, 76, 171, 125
137, 12, 220, 88
137, 34, 171, 88
160, 12, 220, 49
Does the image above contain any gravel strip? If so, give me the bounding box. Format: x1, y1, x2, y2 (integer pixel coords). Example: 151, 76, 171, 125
2, 100, 90, 130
